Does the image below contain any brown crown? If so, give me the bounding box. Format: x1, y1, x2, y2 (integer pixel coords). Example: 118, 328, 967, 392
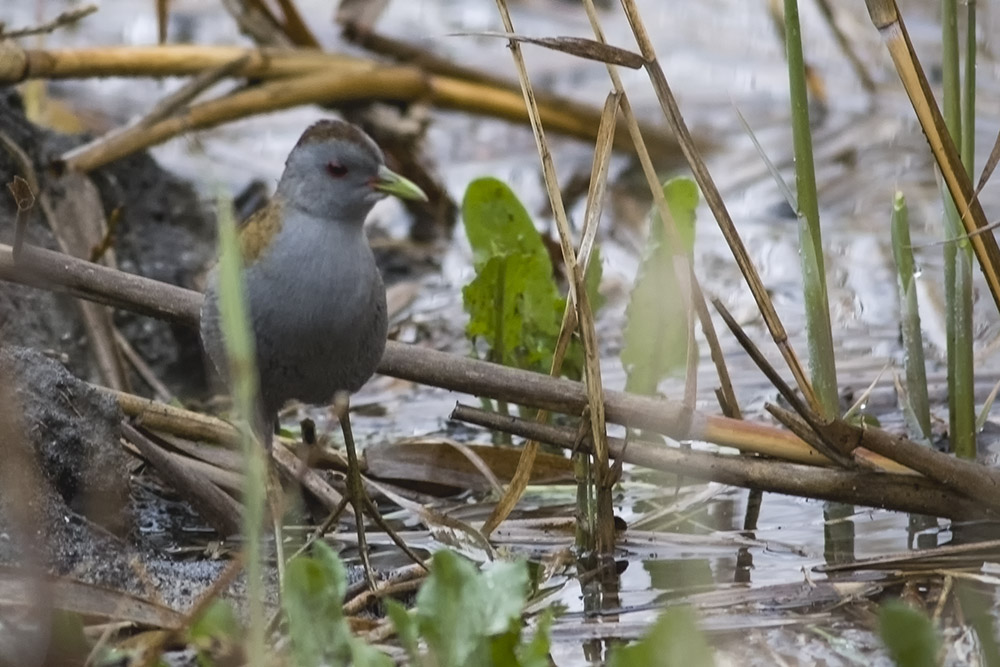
294, 119, 377, 153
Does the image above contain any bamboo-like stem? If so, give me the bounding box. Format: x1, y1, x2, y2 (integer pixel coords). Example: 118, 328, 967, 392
889, 192, 932, 441
784, 0, 839, 419
941, 0, 976, 458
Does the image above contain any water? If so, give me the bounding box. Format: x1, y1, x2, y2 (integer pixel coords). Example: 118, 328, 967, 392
12, 0, 1000, 662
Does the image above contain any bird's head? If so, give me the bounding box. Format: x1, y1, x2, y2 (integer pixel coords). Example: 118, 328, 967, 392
276, 119, 427, 222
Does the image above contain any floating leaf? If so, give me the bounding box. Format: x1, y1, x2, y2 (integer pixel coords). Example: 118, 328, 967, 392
621, 177, 700, 394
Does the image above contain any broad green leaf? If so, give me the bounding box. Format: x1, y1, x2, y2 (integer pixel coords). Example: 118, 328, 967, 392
462, 177, 552, 271
414, 551, 530, 667
878, 601, 939, 667
462, 252, 563, 374
608, 606, 714, 667
621, 177, 700, 394
460, 177, 604, 382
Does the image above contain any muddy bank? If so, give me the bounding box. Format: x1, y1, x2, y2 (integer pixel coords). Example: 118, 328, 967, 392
0, 89, 213, 398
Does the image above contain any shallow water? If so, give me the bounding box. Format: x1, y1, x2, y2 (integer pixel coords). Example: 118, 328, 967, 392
12, 0, 1000, 662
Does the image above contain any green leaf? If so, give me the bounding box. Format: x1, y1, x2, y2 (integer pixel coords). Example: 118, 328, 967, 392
386, 599, 421, 663
462, 177, 552, 271
661, 177, 699, 255
188, 599, 240, 643
517, 610, 555, 667
414, 551, 530, 667
462, 252, 563, 374
622, 177, 700, 394
282, 541, 390, 667
878, 601, 940, 667
608, 606, 714, 667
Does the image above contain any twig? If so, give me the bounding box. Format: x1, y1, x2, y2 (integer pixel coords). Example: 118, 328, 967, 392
113, 330, 175, 403
60, 54, 252, 170
0, 5, 97, 39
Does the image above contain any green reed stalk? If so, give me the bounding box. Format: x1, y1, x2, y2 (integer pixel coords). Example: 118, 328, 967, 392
783, 0, 838, 418
890, 192, 932, 441
941, 0, 976, 458
962, 0, 976, 176
216, 193, 268, 662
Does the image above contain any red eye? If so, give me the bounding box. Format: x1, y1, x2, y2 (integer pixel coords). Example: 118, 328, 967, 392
326, 162, 348, 178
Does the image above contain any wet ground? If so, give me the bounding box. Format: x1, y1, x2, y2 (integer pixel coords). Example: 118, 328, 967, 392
6, 0, 1000, 664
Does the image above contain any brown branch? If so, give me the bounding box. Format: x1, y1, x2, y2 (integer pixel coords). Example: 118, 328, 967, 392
450, 404, 992, 521
0, 241, 819, 464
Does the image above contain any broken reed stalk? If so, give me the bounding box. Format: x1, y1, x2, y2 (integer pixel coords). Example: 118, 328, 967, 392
889, 192, 932, 441
450, 404, 989, 521
122, 423, 243, 535
7, 176, 34, 260
615, 0, 822, 416
492, 0, 615, 554
479, 91, 621, 539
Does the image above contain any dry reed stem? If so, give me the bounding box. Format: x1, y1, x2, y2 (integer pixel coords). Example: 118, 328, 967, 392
0, 44, 678, 162
582, 0, 711, 413
616, 0, 822, 416
480, 91, 620, 537
491, 0, 615, 553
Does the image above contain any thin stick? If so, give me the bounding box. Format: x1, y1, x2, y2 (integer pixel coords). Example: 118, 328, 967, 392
0, 4, 97, 39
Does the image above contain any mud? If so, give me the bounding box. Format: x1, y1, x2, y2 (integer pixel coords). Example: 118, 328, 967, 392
0, 89, 214, 397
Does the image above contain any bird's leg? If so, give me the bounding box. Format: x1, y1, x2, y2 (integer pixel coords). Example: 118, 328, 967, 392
334, 393, 377, 590
334, 393, 428, 586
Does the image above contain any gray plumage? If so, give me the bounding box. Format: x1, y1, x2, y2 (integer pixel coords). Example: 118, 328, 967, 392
200, 120, 419, 445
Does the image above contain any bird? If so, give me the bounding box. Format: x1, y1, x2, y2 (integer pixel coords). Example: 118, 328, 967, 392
200, 118, 428, 585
